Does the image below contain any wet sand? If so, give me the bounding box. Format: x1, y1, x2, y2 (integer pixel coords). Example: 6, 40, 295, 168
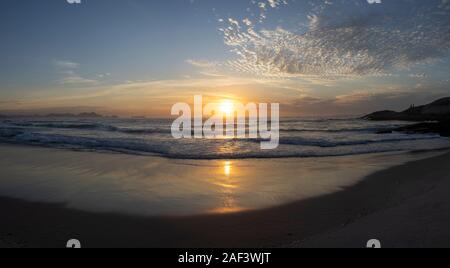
293, 150, 450, 248
0, 144, 450, 248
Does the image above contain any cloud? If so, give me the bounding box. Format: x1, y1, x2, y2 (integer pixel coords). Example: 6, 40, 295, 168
58, 75, 98, 85
54, 60, 98, 85
0, 100, 22, 107
7, 76, 296, 111
53, 60, 79, 69
186, 59, 229, 77
97, 73, 111, 78
221, 0, 450, 79
267, 0, 287, 8
186, 59, 218, 68
255, 0, 288, 22
283, 86, 450, 116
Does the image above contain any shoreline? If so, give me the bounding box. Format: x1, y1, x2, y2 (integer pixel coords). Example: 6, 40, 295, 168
292, 150, 450, 248
2, 140, 450, 161
0, 145, 450, 247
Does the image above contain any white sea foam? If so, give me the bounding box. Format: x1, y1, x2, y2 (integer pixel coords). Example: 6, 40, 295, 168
0, 117, 449, 159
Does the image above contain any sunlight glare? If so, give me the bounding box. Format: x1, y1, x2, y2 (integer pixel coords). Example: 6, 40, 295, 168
224, 161, 232, 177
219, 100, 234, 115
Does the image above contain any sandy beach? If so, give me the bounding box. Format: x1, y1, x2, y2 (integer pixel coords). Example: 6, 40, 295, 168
0, 144, 450, 248
293, 151, 450, 248
2, 0, 450, 253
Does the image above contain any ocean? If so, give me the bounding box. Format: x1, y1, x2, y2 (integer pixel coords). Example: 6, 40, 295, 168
1, 117, 450, 159
1, 116, 450, 216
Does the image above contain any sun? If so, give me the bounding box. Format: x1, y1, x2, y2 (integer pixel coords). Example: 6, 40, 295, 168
219, 100, 234, 115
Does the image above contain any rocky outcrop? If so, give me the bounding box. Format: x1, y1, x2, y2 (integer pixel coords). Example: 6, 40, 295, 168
363, 97, 450, 122
364, 97, 450, 137
394, 121, 450, 137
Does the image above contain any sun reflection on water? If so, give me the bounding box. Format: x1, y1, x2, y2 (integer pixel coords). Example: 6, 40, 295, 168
209, 161, 246, 214
224, 161, 232, 177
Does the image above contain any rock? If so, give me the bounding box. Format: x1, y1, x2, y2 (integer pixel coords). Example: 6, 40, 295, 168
364, 97, 450, 137
363, 110, 407, 121
394, 121, 450, 137
363, 97, 450, 122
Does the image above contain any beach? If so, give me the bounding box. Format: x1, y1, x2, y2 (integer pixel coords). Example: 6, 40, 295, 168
2, 0, 450, 252
0, 144, 449, 248
294, 150, 450, 248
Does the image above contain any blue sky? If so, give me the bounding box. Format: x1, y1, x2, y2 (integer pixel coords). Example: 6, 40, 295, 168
0, 1, 231, 90
0, 0, 450, 116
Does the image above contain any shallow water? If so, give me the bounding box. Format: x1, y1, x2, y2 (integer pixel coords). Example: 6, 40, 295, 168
0, 144, 445, 216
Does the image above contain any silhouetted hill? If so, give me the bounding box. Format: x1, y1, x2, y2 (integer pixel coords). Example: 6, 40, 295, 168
45, 112, 103, 118
364, 97, 450, 137
0, 112, 108, 119
363, 97, 450, 121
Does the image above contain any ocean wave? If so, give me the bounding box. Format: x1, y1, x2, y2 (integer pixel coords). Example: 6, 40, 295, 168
279, 127, 389, 133
0, 127, 24, 138
8, 121, 116, 130
3, 118, 411, 136
0, 128, 449, 159
5, 121, 172, 135
276, 135, 441, 147
118, 128, 172, 135
6, 132, 170, 156
1, 118, 450, 160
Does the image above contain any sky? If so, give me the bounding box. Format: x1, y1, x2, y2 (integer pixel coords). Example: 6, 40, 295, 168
0, 0, 449, 117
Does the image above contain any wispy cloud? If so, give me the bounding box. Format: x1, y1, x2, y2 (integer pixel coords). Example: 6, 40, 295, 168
58, 75, 98, 85
54, 60, 98, 85
220, 0, 450, 79
186, 59, 218, 68
3, 76, 296, 112
186, 59, 228, 78
53, 60, 79, 69
284, 86, 450, 116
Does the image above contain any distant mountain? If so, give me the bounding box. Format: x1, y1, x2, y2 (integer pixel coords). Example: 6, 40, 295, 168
364, 97, 450, 137
363, 97, 450, 121
44, 112, 103, 118
0, 112, 107, 118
